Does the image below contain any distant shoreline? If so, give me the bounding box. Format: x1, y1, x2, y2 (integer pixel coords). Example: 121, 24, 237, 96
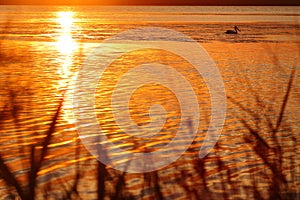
1, 1, 300, 6
1, 4, 300, 6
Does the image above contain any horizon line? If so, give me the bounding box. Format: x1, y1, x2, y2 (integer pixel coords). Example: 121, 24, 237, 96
1, 0, 299, 6
1, 3, 300, 6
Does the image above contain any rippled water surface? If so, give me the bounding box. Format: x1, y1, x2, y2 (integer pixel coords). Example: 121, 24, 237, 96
0, 5, 299, 199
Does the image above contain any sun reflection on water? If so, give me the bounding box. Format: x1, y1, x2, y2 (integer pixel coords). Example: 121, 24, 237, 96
55, 11, 78, 124
58, 12, 74, 28
56, 11, 78, 55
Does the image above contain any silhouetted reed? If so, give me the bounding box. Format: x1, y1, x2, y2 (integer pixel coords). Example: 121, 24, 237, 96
97, 161, 107, 200
192, 149, 212, 198
0, 87, 64, 199
228, 60, 297, 199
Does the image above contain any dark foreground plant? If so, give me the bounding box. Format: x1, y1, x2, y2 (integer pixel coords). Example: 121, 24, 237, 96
0, 90, 63, 199
228, 64, 298, 199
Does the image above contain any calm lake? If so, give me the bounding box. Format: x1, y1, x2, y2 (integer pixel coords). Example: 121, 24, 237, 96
0, 5, 299, 199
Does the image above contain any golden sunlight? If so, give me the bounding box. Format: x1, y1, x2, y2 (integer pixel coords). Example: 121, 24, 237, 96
57, 34, 77, 55
57, 11, 74, 30
55, 11, 79, 124
56, 11, 78, 55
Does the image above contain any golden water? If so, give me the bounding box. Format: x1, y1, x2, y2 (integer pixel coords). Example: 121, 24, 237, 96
0, 6, 299, 199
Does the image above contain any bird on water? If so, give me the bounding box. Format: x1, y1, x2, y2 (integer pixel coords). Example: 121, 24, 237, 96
225, 26, 241, 34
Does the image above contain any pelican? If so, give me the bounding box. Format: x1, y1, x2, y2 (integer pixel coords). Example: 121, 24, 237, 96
225, 26, 241, 34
